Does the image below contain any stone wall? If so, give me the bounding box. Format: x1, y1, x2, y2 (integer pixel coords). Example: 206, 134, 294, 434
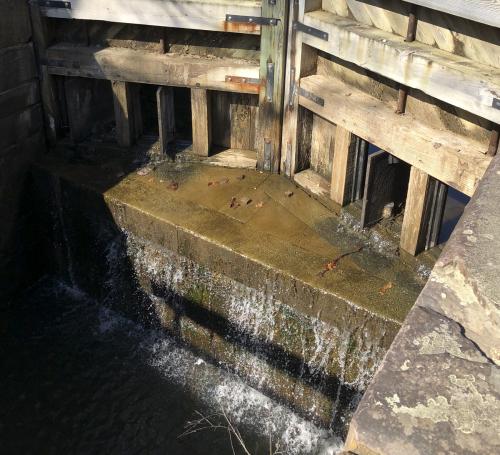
0, 0, 45, 300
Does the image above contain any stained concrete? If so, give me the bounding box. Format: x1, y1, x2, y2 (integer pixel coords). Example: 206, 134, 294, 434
346, 155, 500, 454
33, 152, 430, 432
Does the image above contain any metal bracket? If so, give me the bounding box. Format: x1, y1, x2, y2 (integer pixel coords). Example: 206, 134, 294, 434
288, 68, 296, 108
264, 140, 272, 172
266, 62, 275, 103
293, 21, 328, 41
225, 75, 260, 86
226, 15, 279, 26
299, 87, 324, 107
36, 0, 72, 8
493, 98, 500, 110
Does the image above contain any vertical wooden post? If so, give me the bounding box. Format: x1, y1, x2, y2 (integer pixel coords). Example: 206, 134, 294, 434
257, 0, 290, 172
400, 166, 447, 256
281, 0, 320, 176
112, 81, 142, 147
29, 3, 60, 145
156, 86, 175, 157
330, 126, 357, 206
191, 88, 212, 156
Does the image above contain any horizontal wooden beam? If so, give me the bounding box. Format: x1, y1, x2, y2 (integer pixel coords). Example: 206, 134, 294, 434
404, 0, 500, 28
301, 10, 500, 124
45, 45, 260, 94
40, 0, 262, 34
299, 74, 491, 196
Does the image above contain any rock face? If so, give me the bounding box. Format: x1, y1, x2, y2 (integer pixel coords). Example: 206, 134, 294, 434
346, 154, 500, 454
32, 156, 427, 436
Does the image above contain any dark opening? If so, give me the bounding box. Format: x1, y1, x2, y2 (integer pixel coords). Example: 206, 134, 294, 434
139, 84, 159, 137
439, 188, 470, 244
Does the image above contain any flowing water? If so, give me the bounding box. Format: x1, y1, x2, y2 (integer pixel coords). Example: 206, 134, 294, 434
0, 278, 342, 455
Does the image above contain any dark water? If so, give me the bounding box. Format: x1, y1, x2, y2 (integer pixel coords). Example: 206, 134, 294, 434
0, 278, 339, 455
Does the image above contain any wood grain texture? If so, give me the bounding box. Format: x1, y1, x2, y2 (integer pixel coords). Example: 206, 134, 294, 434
299, 74, 490, 196
45, 45, 260, 95
404, 0, 500, 28
281, 0, 321, 176
0, 81, 40, 120
157, 86, 175, 157
310, 114, 335, 180
302, 9, 500, 123
257, 0, 289, 172
191, 88, 212, 156
322, 1, 500, 70
40, 0, 262, 34
400, 166, 431, 255
330, 125, 356, 206
112, 81, 142, 147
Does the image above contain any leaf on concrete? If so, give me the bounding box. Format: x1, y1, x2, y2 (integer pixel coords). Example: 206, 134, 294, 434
255, 201, 264, 208
285, 191, 294, 197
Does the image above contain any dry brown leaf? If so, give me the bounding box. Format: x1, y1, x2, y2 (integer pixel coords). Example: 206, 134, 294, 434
229, 197, 239, 209
137, 166, 154, 176
285, 191, 294, 198
237, 175, 246, 181
255, 201, 264, 208
379, 282, 394, 295
240, 197, 252, 206
168, 182, 179, 191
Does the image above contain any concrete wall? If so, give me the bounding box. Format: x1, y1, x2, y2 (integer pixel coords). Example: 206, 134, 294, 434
0, 0, 45, 301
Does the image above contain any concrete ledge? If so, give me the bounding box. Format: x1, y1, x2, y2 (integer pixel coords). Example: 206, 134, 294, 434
346, 155, 500, 454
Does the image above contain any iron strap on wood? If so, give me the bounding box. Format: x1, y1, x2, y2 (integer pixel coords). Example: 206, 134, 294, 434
293, 21, 328, 41
226, 15, 280, 26
299, 87, 324, 107
493, 98, 500, 110
36, 0, 71, 8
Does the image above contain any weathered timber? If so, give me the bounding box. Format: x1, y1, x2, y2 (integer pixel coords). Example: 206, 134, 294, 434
301, 9, 500, 124
294, 168, 331, 199
39, 0, 262, 34
112, 81, 142, 147
257, 0, 289, 171
310, 114, 335, 180
191, 88, 212, 156
0, 81, 40, 119
404, 0, 500, 28
0, 104, 43, 151
0, 44, 37, 93
0, 0, 31, 49
30, 3, 60, 145
157, 86, 175, 157
330, 126, 356, 206
45, 45, 260, 94
65, 78, 114, 143
299, 74, 490, 196
281, 0, 321, 176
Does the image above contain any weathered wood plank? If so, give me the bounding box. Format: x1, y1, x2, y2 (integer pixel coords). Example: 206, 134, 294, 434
404, 0, 500, 28
400, 166, 431, 255
301, 9, 500, 124
330, 125, 356, 206
294, 168, 331, 199
157, 86, 175, 157
0, 81, 40, 120
40, 0, 262, 34
112, 81, 142, 147
0, 0, 31, 48
310, 113, 335, 180
65, 78, 114, 143
30, 3, 60, 145
0, 44, 37, 93
45, 45, 260, 94
299, 74, 490, 196
0, 104, 43, 151
191, 88, 212, 156
257, 0, 289, 172
281, 0, 321, 176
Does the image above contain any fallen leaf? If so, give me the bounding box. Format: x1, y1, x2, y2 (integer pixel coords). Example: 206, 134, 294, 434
208, 181, 217, 187
168, 182, 179, 191
255, 201, 264, 208
285, 191, 294, 197
237, 175, 246, 181
230, 197, 240, 209
379, 282, 394, 295
240, 197, 252, 206
219, 178, 230, 185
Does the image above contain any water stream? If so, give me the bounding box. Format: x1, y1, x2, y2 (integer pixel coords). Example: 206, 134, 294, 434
0, 278, 342, 454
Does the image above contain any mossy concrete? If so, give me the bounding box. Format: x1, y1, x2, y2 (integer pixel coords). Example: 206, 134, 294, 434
32, 154, 430, 432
